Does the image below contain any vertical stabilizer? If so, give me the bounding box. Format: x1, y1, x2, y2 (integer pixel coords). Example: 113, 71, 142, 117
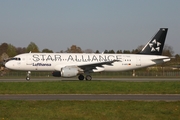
139, 28, 168, 55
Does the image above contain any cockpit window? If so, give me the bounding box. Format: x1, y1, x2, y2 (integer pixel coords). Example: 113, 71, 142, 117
5, 57, 21, 62
11, 58, 21, 61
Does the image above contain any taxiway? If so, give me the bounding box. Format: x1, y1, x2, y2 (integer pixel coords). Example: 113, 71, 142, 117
0, 94, 180, 101
0, 77, 180, 82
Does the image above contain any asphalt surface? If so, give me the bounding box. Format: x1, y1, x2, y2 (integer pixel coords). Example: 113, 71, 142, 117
0, 77, 180, 82
0, 94, 180, 101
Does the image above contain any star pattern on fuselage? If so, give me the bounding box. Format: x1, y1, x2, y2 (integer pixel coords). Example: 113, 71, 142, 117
148, 39, 161, 52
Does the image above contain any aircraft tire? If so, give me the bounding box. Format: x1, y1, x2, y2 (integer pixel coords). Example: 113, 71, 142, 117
78, 74, 84, 80
85, 75, 92, 81
26, 76, 30, 81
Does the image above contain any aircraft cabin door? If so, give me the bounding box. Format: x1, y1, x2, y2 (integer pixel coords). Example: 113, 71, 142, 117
136, 56, 141, 66
26, 55, 33, 65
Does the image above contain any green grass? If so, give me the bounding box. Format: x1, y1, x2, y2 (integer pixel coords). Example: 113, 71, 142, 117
0, 101, 180, 120
0, 81, 180, 94
0, 81, 180, 120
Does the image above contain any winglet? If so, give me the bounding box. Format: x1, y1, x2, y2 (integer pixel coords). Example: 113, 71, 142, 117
139, 28, 168, 55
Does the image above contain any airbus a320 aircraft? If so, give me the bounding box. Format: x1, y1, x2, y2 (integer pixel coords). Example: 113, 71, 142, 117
5, 28, 170, 81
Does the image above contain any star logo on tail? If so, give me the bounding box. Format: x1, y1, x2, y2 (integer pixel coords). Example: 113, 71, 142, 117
148, 39, 161, 52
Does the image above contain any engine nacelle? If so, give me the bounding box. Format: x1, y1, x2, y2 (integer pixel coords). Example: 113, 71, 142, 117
52, 66, 80, 78
61, 66, 79, 77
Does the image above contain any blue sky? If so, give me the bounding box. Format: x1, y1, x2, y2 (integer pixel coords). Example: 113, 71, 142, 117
0, 0, 180, 54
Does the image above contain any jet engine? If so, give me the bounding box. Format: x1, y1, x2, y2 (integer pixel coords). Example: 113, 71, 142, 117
52, 71, 61, 77
52, 66, 80, 77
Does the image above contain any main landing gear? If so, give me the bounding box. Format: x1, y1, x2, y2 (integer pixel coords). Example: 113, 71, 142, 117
78, 74, 92, 81
26, 71, 31, 81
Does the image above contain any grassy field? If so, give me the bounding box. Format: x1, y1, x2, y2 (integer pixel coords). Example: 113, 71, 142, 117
0, 80, 180, 120
0, 81, 180, 94
0, 100, 180, 120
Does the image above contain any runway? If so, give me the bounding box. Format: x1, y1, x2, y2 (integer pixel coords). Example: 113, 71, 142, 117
0, 77, 180, 82
0, 94, 180, 101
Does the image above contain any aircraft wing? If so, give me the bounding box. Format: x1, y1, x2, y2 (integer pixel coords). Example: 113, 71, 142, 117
77, 60, 119, 72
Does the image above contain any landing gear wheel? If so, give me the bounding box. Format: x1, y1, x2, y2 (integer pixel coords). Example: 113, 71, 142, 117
26, 76, 30, 81
78, 74, 84, 81
85, 75, 92, 81
26, 71, 31, 81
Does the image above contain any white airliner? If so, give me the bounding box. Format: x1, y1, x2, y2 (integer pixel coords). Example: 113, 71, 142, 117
5, 28, 170, 81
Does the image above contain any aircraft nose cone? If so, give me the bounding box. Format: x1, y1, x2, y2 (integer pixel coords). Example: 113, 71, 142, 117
5, 62, 13, 69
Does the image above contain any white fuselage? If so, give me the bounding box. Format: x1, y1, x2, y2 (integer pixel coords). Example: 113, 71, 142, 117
5, 53, 170, 72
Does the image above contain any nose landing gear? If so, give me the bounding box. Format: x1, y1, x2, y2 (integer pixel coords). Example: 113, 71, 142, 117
26, 71, 31, 81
